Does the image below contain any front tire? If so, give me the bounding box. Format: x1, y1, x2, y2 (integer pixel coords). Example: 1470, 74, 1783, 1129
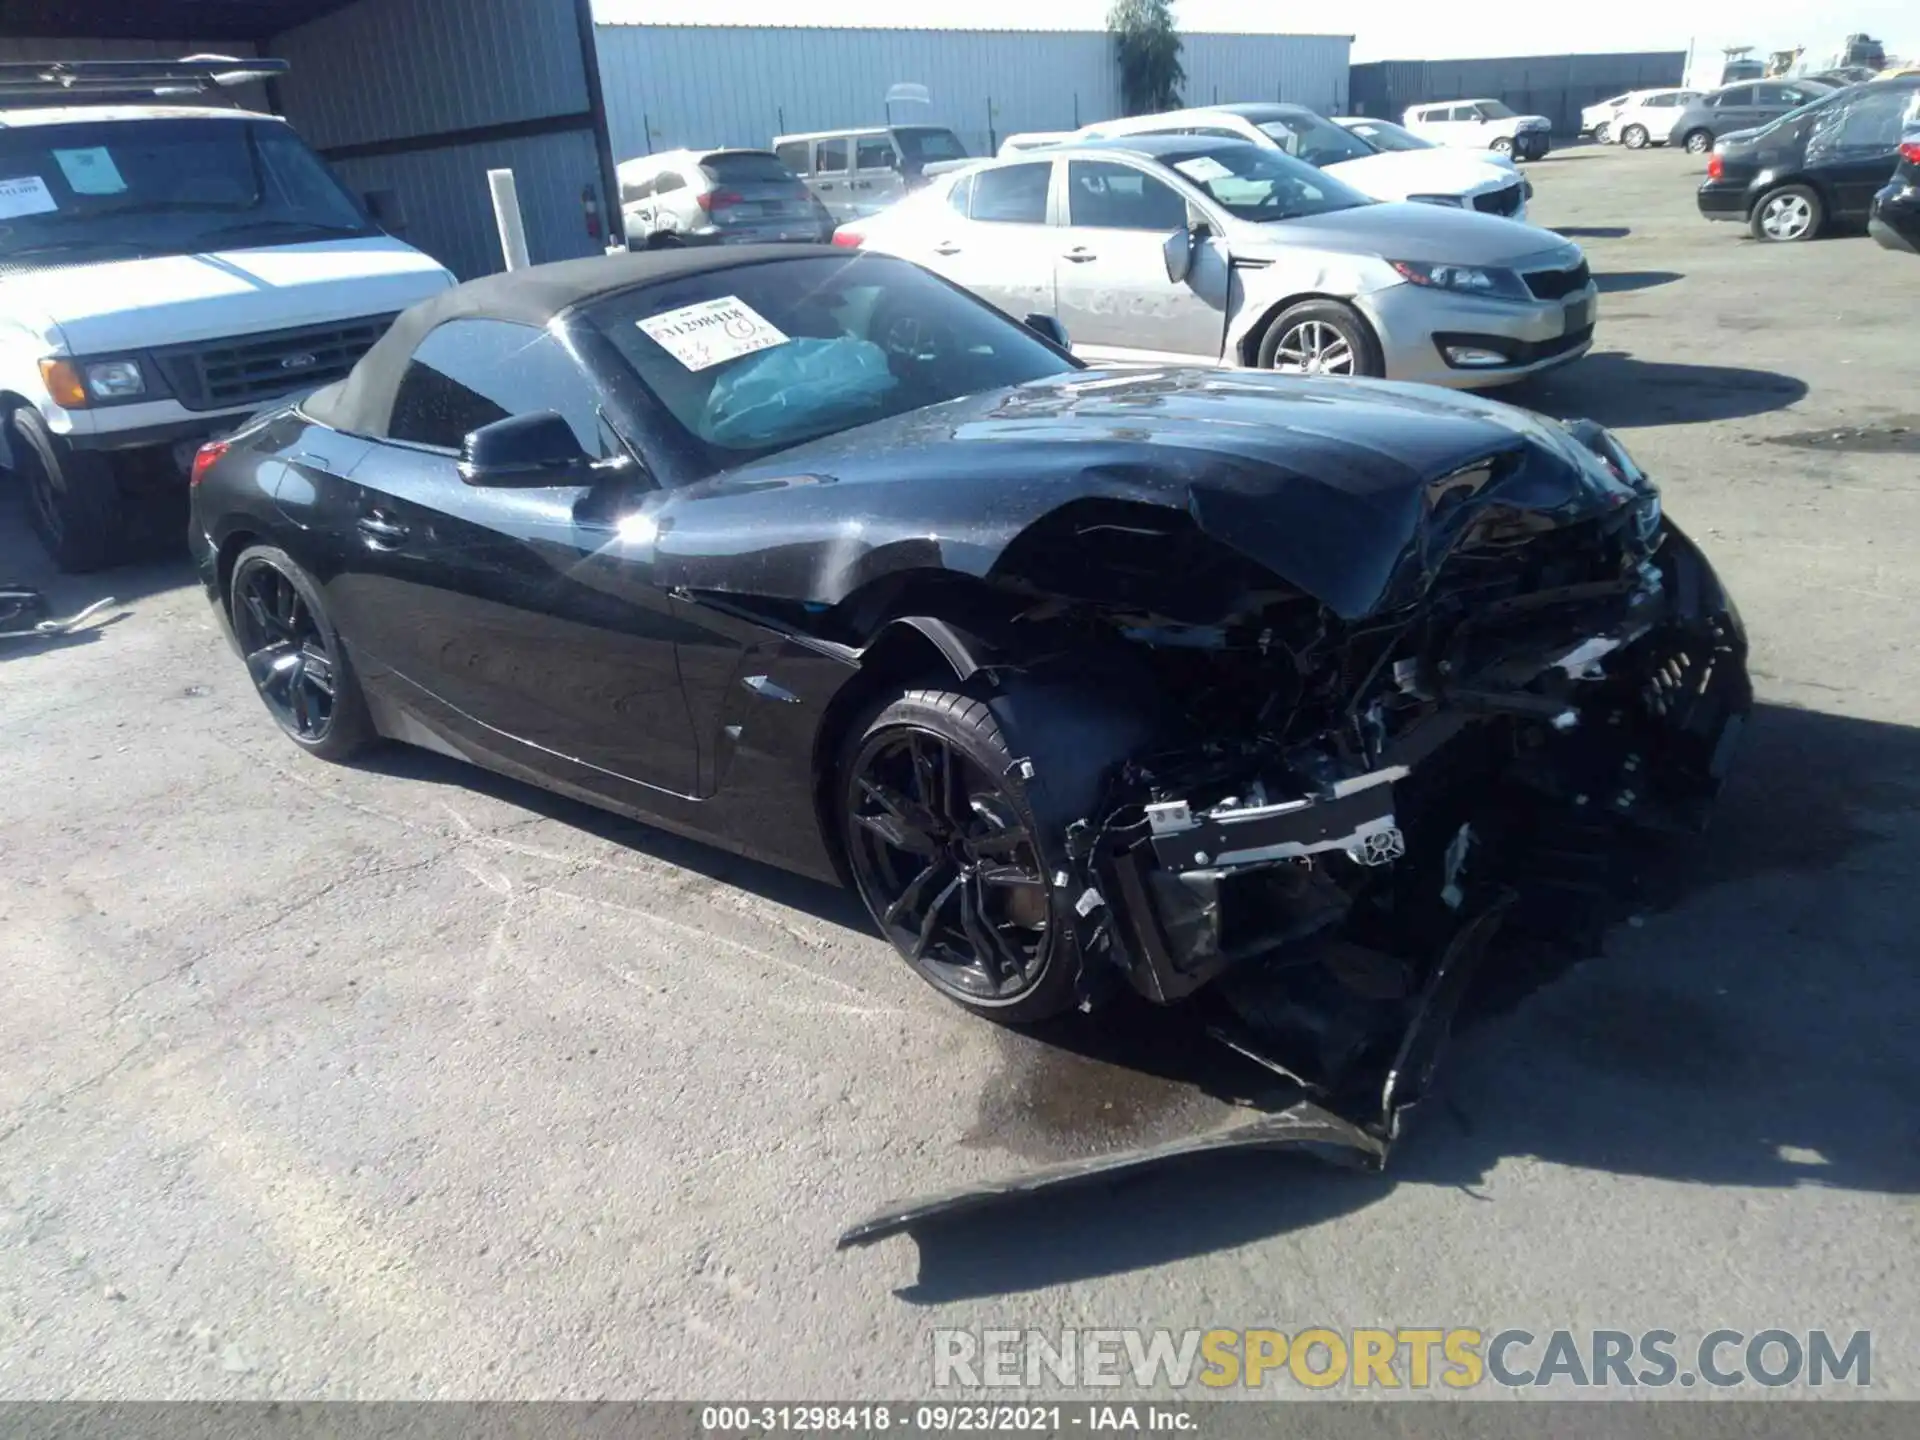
1750, 184, 1823, 242
1256, 300, 1384, 379
840, 687, 1079, 1024
1491, 137, 1514, 156
1684, 129, 1714, 155
229, 545, 375, 762
10, 406, 126, 573
1622, 124, 1650, 150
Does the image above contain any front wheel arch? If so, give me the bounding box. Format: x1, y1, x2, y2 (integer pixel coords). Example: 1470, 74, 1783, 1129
1236, 291, 1385, 370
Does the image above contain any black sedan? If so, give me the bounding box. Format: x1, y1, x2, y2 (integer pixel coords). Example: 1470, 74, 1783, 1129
191, 246, 1749, 1138
1869, 128, 1920, 253
1698, 77, 1920, 241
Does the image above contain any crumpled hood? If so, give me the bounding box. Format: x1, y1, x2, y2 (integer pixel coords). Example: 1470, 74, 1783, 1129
650, 367, 1644, 621
1231, 202, 1572, 267
5, 236, 453, 354
1324, 148, 1523, 201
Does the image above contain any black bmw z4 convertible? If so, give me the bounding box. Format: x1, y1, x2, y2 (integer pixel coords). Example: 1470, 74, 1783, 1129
192, 245, 1749, 1142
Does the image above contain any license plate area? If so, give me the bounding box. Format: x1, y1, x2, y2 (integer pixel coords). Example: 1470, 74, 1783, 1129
1563, 296, 1593, 334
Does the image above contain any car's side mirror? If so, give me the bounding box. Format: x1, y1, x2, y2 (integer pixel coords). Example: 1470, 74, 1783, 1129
1163, 216, 1210, 284
1023, 313, 1070, 349
459, 411, 597, 487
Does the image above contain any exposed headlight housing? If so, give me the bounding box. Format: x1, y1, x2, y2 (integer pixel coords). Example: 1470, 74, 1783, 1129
1389, 259, 1533, 302
84, 359, 146, 400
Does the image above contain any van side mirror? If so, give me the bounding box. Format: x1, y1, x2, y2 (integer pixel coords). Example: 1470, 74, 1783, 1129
1023, 313, 1070, 349
363, 188, 406, 232
459, 412, 597, 487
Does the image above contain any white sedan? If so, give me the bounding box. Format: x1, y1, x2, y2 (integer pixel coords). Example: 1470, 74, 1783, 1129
1074, 102, 1531, 220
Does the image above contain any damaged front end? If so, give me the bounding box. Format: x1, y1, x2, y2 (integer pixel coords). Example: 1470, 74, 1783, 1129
837, 419, 1750, 1244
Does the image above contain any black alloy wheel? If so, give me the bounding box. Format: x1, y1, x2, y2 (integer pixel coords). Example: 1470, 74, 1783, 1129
228, 546, 373, 761
842, 691, 1074, 1022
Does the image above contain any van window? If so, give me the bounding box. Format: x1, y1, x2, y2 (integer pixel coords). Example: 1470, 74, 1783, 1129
0, 115, 372, 262
774, 141, 809, 171
856, 137, 895, 171
815, 138, 848, 173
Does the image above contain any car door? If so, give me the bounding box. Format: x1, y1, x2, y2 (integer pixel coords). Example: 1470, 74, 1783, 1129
852, 134, 903, 215
809, 135, 854, 220
321, 318, 705, 797
1054, 157, 1228, 360
1806, 84, 1920, 218
1710, 85, 1761, 133
917, 159, 1057, 319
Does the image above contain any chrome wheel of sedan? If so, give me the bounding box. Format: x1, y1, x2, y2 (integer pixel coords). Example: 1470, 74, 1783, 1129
1271, 320, 1355, 376
1754, 187, 1820, 242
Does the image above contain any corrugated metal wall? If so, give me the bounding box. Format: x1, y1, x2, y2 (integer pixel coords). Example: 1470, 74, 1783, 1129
1349, 52, 1689, 136
271, 0, 589, 151
267, 0, 610, 278
595, 25, 1350, 161
326, 130, 605, 283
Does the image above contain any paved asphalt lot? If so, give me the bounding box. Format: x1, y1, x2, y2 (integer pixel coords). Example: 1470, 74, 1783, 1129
2, 143, 1916, 1402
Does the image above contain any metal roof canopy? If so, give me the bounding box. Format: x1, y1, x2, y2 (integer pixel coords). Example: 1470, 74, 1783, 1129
0, 1, 360, 43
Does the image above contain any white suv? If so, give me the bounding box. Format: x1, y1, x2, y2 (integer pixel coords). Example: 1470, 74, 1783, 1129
1403, 100, 1554, 161
1605, 89, 1703, 149
1076, 104, 1531, 219
0, 58, 454, 571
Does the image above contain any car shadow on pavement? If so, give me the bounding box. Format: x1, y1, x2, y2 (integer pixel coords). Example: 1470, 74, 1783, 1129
1593, 270, 1683, 293
1508, 352, 1809, 428
886, 700, 1920, 1300
1554, 226, 1632, 239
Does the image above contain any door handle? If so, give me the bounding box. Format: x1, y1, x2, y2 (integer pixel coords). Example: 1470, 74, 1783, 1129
1062, 247, 1098, 262
357, 514, 409, 547
932, 241, 962, 255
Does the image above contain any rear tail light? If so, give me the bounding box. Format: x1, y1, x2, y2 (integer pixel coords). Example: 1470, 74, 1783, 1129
695, 189, 746, 212
190, 439, 229, 487
1706, 154, 1724, 180
1900, 140, 1920, 165
831, 224, 866, 248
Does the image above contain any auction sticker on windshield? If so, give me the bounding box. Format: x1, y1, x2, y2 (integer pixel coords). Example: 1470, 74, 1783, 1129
638, 296, 789, 372
1173, 156, 1233, 183
0, 175, 59, 219
53, 148, 127, 196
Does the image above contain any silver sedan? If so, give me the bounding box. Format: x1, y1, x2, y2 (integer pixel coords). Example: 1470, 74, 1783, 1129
838, 135, 1596, 388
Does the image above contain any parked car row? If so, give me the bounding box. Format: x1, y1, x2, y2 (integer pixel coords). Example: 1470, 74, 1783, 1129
1694, 75, 1920, 245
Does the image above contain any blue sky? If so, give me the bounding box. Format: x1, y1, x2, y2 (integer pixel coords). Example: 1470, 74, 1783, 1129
592, 0, 1912, 66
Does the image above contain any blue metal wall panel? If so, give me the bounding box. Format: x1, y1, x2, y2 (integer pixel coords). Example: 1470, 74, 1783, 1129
1350, 52, 1688, 134
328, 128, 605, 281
595, 25, 1350, 161
271, 0, 592, 152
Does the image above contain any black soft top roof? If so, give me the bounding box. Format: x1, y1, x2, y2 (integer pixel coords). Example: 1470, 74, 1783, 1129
303, 243, 840, 438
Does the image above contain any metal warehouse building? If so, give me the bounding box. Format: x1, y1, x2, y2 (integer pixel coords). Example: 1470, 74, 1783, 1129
1349, 51, 1689, 136
593, 23, 1353, 163
1, 0, 621, 280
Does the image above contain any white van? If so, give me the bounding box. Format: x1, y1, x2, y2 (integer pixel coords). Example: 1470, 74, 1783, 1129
0, 58, 454, 571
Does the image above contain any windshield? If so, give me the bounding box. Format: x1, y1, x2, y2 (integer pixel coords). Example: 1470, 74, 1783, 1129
1158, 143, 1373, 222
0, 117, 373, 262
1344, 119, 1434, 152
588, 253, 1074, 470
1476, 101, 1519, 119
896, 128, 968, 163
700, 152, 803, 186
1256, 112, 1377, 166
